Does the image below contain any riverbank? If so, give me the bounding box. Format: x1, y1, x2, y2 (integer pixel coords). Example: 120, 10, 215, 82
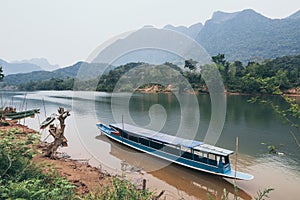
135, 84, 300, 96
0, 121, 157, 199
0, 121, 110, 194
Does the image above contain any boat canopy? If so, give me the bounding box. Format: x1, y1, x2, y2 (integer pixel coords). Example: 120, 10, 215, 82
110, 123, 234, 156
194, 144, 234, 156
110, 123, 203, 148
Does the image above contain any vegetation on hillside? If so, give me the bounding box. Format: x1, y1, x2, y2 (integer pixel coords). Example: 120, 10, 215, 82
93, 54, 300, 94
184, 54, 300, 94
96, 62, 145, 92
96, 62, 185, 92
2, 54, 300, 94
2, 62, 113, 85
19, 78, 75, 91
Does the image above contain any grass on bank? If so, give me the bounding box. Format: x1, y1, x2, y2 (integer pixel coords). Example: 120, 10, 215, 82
0, 127, 154, 200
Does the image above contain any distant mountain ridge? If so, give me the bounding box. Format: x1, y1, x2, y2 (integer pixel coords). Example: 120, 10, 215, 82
2, 8, 300, 87
0, 58, 59, 75
91, 8, 300, 65
195, 9, 300, 62
207, 11, 239, 23
0, 59, 42, 75
3, 62, 113, 85
13, 58, 59, 71
163, 23, 203, 39
288, 10, 300, 19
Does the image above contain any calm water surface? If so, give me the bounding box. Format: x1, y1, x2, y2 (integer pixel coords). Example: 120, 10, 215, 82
1, 91, 300, 200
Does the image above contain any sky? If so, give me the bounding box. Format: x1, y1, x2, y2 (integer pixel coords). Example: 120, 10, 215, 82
1, 0, 300, 67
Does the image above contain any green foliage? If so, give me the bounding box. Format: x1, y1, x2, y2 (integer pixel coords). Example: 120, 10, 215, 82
96, 62, 145, 92
249, 95, 300, 129
94, 54, 300, 94
0, 177, 75, 200
182, 70, 203, 89
0, 128, 155, 199
0, 129, 39, 180
254, 188, 274, 200
207, 187, 273, 200
0, 128, 77, 199
3, 54, 300, 94
99, 177, 153, 200
78, 177, 154, 200
18, 78, 74, 91
96, 62, 184, 93
260, 142, 285, 154
184, 59, 198, 71
3, 62, 112, 86
210, 54, 299, 94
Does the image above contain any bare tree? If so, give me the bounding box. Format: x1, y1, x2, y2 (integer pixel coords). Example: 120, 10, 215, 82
45, 107, 70, 159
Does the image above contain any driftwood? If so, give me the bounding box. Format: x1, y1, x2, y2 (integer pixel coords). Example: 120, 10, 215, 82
45, 107, 70, 159
153, 190, 165, 200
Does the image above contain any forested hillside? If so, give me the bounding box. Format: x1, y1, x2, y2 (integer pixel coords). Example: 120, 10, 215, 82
2, 62, 113, 85
2, 54, 300, 94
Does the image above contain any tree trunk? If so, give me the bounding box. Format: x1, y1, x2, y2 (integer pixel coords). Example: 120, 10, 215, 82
45, 107, 70, 159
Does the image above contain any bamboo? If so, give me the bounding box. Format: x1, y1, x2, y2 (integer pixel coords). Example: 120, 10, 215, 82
122, 114, 124, 130
42, 98, 47, 118
234, 136, 239, 199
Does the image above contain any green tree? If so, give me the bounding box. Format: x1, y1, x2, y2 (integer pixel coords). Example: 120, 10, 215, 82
212, 54, 230, 83
212, 54, 227, 66
231, 61, 245, 77
184, 59, 198, 71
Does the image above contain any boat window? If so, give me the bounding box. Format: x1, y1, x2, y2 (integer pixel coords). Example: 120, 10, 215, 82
128, 134, 139, 142
140, 137, 150, 146
225, 156, 229, 164
181, 146, 189, 153
193, 150, 200, 156
181, 151, 193, 159
149, 140, 164, 150
121, 131, 128, 138
164, 144, 180, 155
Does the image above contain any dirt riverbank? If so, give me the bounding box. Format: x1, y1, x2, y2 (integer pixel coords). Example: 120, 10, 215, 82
0, 122, 119, 195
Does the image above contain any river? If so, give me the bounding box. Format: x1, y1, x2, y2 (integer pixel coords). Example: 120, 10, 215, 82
1, 91, 300, 200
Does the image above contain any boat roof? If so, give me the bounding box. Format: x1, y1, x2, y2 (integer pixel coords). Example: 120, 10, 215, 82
109, 123, 234, 156
110, 123, 202, 148
194, 144, 234, 156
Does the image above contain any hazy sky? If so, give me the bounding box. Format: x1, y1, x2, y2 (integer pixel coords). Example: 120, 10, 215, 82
1, 0, 300, 67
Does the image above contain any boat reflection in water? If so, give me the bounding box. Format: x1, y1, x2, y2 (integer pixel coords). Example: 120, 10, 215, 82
95, 134, 252, 200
